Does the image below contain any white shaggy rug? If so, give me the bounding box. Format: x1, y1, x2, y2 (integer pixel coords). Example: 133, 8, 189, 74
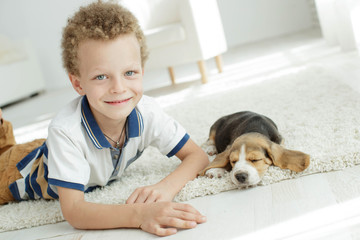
1, 62, 360, 232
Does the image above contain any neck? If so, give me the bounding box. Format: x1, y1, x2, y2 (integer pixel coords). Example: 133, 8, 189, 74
87, 105, 127, 147
101, 120, 126, 137
102, 119, 127, 148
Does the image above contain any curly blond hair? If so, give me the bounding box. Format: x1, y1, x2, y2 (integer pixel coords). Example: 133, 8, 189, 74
61, 1, 148, 76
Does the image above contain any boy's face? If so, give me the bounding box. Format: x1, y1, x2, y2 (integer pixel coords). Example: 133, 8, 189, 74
69, 34, 143, 124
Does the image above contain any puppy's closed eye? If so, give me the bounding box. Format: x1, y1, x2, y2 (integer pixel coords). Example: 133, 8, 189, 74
249, 159, 262, 163
230, 159, 237, 166
229, 151, 239, 166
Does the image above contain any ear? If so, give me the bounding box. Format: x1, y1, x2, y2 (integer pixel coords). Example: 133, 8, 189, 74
69, 74, 85, 96
266, 142, 310, 172
198, 148, 232, 176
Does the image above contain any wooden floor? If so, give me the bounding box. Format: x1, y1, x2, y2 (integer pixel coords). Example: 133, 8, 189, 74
3, 166, 360, 240
2, 29, 360, 239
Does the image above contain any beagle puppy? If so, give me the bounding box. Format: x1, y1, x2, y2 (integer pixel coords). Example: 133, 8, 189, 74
199, 111, 310, 188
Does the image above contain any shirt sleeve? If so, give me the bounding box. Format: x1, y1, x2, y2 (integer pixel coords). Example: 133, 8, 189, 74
141, 96, 189, 157
46, 126, 90, 192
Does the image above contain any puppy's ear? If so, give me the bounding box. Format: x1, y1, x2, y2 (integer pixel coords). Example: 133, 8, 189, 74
198, 148, 232, 176
265, 142, 310, 172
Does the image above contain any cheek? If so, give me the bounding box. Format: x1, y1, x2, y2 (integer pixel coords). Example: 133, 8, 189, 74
255, 161, 271, 176
128, 79, 143, 95
135, 83, 143, 95
83, 85, 104, 100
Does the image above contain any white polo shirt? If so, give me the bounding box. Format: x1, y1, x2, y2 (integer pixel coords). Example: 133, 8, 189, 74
9, 95, 189, 200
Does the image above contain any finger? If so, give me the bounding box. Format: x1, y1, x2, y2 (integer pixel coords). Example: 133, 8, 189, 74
173, 204, 207, 223
140, 223, 177, 237
173, 203, 201, 215
174, 210, 206, 222
134, 191, 149, 203
166, 217, 198, 230
144, 194, 157, 203
174, 209, 207, 224
153, 226, 177, 237
126, 189, 140, 204
154, 196, 167, 202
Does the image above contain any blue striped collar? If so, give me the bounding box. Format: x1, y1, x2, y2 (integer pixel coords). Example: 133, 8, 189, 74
81, 96, 143, 149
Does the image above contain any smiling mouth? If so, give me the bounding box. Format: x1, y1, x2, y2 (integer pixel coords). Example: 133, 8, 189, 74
105, 97, 132, 104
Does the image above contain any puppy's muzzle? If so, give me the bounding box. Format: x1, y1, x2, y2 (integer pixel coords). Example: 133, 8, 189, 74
231, 168, 261, 187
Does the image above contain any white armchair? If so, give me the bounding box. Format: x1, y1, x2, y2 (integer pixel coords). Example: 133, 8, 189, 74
315, 0, 360, 52
0, 38, 45, 107
120, 0, 227, 84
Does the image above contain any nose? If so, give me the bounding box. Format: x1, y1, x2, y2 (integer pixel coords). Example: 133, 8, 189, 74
110, 76, 126, 93
235, 172, 248, 183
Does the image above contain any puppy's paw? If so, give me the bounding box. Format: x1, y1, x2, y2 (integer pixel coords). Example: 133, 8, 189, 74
205, 168, 226, 178
205, 146, 217, 156
201, 140, 217, 156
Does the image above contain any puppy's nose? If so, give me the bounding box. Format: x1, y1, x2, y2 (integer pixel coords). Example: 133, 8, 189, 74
235, 172, 248, 183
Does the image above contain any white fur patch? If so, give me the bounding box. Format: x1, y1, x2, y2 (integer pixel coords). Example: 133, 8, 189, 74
230, 145, 261, 187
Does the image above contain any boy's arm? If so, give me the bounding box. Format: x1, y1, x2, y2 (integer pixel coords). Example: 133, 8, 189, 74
57, 186, 206, 236
126, 138, 209, 203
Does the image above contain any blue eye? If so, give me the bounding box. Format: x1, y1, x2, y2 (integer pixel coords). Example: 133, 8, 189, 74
125, 71, 135, 77
96, 75, 106, 80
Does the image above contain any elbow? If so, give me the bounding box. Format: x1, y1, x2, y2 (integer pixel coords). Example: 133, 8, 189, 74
62, 209, 84, 229
64, 213, 91, 230
60, 201, 89, 230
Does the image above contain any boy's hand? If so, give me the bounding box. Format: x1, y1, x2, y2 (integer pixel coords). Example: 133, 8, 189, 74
126, 182, 175, 203
126, 139, 209, 205
58, 187, 206, 237
136, 202, 206, 236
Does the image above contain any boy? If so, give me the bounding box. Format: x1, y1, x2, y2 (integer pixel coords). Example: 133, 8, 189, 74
0, 1, 209, 236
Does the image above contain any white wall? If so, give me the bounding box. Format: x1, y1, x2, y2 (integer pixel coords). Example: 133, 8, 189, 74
0, 0, 316, 91
217, 0, 315, 48
0, 0, 94, 90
